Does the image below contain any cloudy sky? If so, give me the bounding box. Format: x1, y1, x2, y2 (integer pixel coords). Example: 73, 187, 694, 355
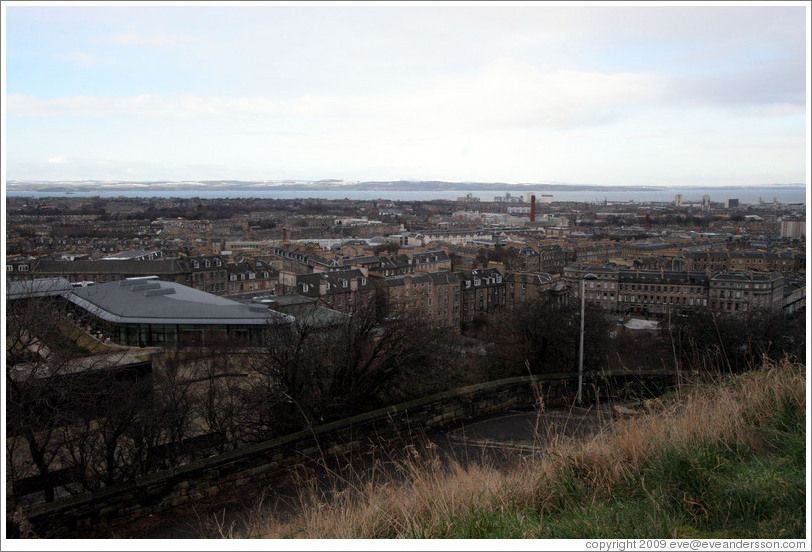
3, 2, 809, 186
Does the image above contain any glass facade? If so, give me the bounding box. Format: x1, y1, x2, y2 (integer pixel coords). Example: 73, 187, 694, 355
69, 305, 269, 347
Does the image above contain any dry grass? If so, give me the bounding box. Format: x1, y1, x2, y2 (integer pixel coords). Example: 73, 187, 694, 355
212, 358, 805, 539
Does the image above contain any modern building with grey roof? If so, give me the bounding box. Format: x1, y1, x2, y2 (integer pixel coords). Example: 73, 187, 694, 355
67, 277, 293, 347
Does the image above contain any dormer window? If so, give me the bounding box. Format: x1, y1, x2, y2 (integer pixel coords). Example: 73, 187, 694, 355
215, 259, 222, 267
205, 260, 211, 268
303, 283, 310, 293
193, 261, 200, 269
263, 271, 269, 278
230, 274, 236, 281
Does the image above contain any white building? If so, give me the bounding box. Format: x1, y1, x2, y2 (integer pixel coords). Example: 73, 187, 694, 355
780, 218, 806, 240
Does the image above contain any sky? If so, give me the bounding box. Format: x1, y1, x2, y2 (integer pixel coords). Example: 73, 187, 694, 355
2, 1, 809, 187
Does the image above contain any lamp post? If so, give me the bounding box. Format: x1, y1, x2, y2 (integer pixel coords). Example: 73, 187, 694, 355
578, 273, 598, 405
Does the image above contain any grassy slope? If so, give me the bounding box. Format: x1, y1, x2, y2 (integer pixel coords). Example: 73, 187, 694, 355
242, 360, 805, 539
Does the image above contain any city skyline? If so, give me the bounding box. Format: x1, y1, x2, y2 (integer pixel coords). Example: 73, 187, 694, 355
3, 2, 809, 187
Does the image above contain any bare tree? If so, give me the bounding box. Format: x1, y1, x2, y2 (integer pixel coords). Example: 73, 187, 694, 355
485, 296, 611, 378
5, 289, 129, 502
249, 300, 445, 436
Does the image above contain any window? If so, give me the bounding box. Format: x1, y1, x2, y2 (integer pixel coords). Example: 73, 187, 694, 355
6, 265, 12, 272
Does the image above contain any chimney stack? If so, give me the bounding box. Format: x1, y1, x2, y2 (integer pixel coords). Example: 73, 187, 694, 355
282, 228, 288, 243
530, 195, 536, 222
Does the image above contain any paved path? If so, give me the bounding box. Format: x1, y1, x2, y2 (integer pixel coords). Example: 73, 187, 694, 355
139, 400, 629, 538
446, 401, 619, 453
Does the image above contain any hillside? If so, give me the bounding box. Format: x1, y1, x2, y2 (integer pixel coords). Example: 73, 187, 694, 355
217, 360, 805, 539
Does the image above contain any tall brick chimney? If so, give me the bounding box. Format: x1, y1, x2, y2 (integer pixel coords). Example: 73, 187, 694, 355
530, 195, 536, 222
282, 228, 288, 243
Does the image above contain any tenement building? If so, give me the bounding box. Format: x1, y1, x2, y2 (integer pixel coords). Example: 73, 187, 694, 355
616, 270, 709, 316
456, 266, 507, 323
561, 264, 620, 312
505, 271, 555, 309
708, 272, 785, 314
562, 264, 788, 316
680, 250, 804, 275
377, 271, 461, 329
293, 268, 376, 313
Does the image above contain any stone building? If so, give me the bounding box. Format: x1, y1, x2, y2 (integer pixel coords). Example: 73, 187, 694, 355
505, 271, 555, 309
456, 266, 507, 324
708, 272, 785, 314
562, 263, 788, 317
294, 268, 376, 313
377, 271, 461, 329
225, 259, 278, 295
616, 270, 709, 316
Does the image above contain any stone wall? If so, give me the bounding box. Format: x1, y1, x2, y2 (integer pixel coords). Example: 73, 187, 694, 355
16, 370, 674, 537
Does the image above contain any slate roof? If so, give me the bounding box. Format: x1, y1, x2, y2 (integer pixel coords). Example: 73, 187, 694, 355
427, 271, 460, 286
383, 274, 433, 287
6, 278, 74, 300
411, 250, 450, 265
34, 259, 188, 275
295, 269, 374, 296
505, 272, 554, 285
101, 249, 161, 260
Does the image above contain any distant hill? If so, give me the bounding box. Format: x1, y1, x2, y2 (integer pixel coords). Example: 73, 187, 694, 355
6, 179, 805, 194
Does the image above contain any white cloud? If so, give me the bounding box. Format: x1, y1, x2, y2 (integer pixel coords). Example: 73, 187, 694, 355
99, 31, 197, 47
6, 58, 666, 133
7, 93, 304, 119
59, 51, 116, 68
365, 58, 668, 131
47, 155, 70, 164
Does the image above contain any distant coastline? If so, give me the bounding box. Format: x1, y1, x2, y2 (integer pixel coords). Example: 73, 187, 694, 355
5, 180, 807, 205
4, 179, 806, 194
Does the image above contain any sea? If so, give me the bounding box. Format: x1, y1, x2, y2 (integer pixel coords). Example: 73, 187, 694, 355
4, 186, 808, 205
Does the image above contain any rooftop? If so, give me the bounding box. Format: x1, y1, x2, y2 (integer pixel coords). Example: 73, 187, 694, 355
69, 277, 293, 326
6, 277, 74, 300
